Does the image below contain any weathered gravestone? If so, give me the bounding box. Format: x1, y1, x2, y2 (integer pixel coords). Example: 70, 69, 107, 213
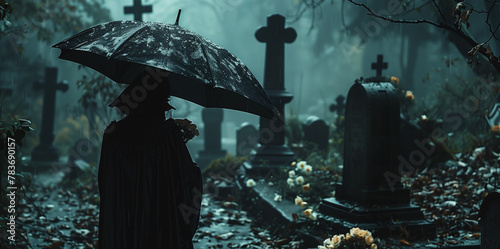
480, 192, 500, 249
31, 67, 68, 162
246, 14, 296, 170
302, 116, 329, 152
196, 108, 227, 169
320, 56, 433, 235
124, 0, 152, 21
236, 122, 258, 157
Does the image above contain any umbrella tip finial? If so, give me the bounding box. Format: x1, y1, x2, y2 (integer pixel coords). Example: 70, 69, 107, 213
175, 9, 182, 25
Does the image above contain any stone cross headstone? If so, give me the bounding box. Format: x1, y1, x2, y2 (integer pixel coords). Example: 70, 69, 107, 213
197, 108, 227, 169
329, 95, 346, 116
302, 116, 329, 152
480, 192, 500, 249
247, 14, 296, 168
32, 67, 68, 162
371, 54, 388, 78
236, 122, 258, 157
124, 0, 152, 21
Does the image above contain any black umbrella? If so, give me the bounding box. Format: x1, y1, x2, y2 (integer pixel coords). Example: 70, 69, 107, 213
52, 19, 278, 119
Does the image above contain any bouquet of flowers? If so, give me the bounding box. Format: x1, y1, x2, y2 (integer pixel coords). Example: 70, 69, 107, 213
174, 119, 199, 143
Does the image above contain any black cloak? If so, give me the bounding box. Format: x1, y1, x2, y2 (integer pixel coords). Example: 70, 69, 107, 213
98, 112, 202, 249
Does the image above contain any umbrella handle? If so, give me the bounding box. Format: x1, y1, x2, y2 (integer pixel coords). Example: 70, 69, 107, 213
175, 9, 182, 25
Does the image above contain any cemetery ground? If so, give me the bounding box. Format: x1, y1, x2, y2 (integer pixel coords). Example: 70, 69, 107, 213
1, 146, 494, 249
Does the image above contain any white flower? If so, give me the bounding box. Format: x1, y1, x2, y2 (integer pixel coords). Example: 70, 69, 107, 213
287, 178, 295, 187
274, 194, 282, 202
297, 161, 307, 170
304, 165, 313, 175
289, 170, 296, 178
295, 176, 304, 185
295, 196, 303, 205
246, 179, 256, 187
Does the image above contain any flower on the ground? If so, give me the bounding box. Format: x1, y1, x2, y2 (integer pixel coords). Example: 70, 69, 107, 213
287, 178, 295, 187
304, 165, 313, 175
304, 208, 312, 216
303, 208, 317, 220
371, 244, 378, 249
289, 170, 296, 178
492, 125, 500, 132
295, 176, 304, 185
297, 161, 307, 170
405, 90, 414, 101
365, 235, 374, 245
391, 76, 399, 85
246, 179, 256, 187
302, 183, 310, 192
295, 196, 303, 205
300, 201, 308, 207
274, 194, 282, 202
291, 161, 297, 167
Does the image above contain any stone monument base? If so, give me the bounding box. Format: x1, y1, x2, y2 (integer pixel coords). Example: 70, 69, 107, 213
320, 197, 435, 237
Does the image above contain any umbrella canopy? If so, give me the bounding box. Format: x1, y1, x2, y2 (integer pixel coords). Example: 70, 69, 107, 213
52, 20, 278, 119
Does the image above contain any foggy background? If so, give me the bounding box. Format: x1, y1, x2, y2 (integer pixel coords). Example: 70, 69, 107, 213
2, 0, 496, 157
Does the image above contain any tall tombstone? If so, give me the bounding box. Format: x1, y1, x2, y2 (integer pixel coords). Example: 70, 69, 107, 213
196, 108, 227, 169
247, 14, 296, 169
236, 122, 258, 157
31, 67, 68, 162
480, 192, 500, 248
320, 55, 433, 235
124, 0, 152, 21
302, 116, 329, 152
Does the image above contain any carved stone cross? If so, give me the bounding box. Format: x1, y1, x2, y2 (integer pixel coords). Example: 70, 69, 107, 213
124, 0, 152, 21
371, 54, 388, 78
247, 14, 297, 168
32, 67, 68, 162
329, 95, 346, 116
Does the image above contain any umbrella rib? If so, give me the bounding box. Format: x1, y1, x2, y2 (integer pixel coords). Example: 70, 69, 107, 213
110, 25, 148, 59
197, 38, 216, 86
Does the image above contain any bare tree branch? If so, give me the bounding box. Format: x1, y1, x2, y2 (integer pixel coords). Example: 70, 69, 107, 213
347, 0, 500, 75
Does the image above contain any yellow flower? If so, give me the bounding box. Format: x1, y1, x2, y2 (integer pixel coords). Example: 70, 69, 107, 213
295, 196, 303, 205
357, 230, 368, 237
300, 201, 308, 207
332, 235, 341, 245
371, 244, 378, 249
304, 209, 312, 216
405, 91, 414, 101
245, 179, 255, 187
302, 183, 310, 192
346, 233, 351, 240
291, 161, 297, 167
492, 125, 500, 133
391, 76, 399, 85
365, 235, 374, 245
350, 227, 361, 237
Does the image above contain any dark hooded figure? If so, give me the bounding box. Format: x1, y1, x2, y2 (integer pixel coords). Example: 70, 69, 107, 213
98, 74, 202, 249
